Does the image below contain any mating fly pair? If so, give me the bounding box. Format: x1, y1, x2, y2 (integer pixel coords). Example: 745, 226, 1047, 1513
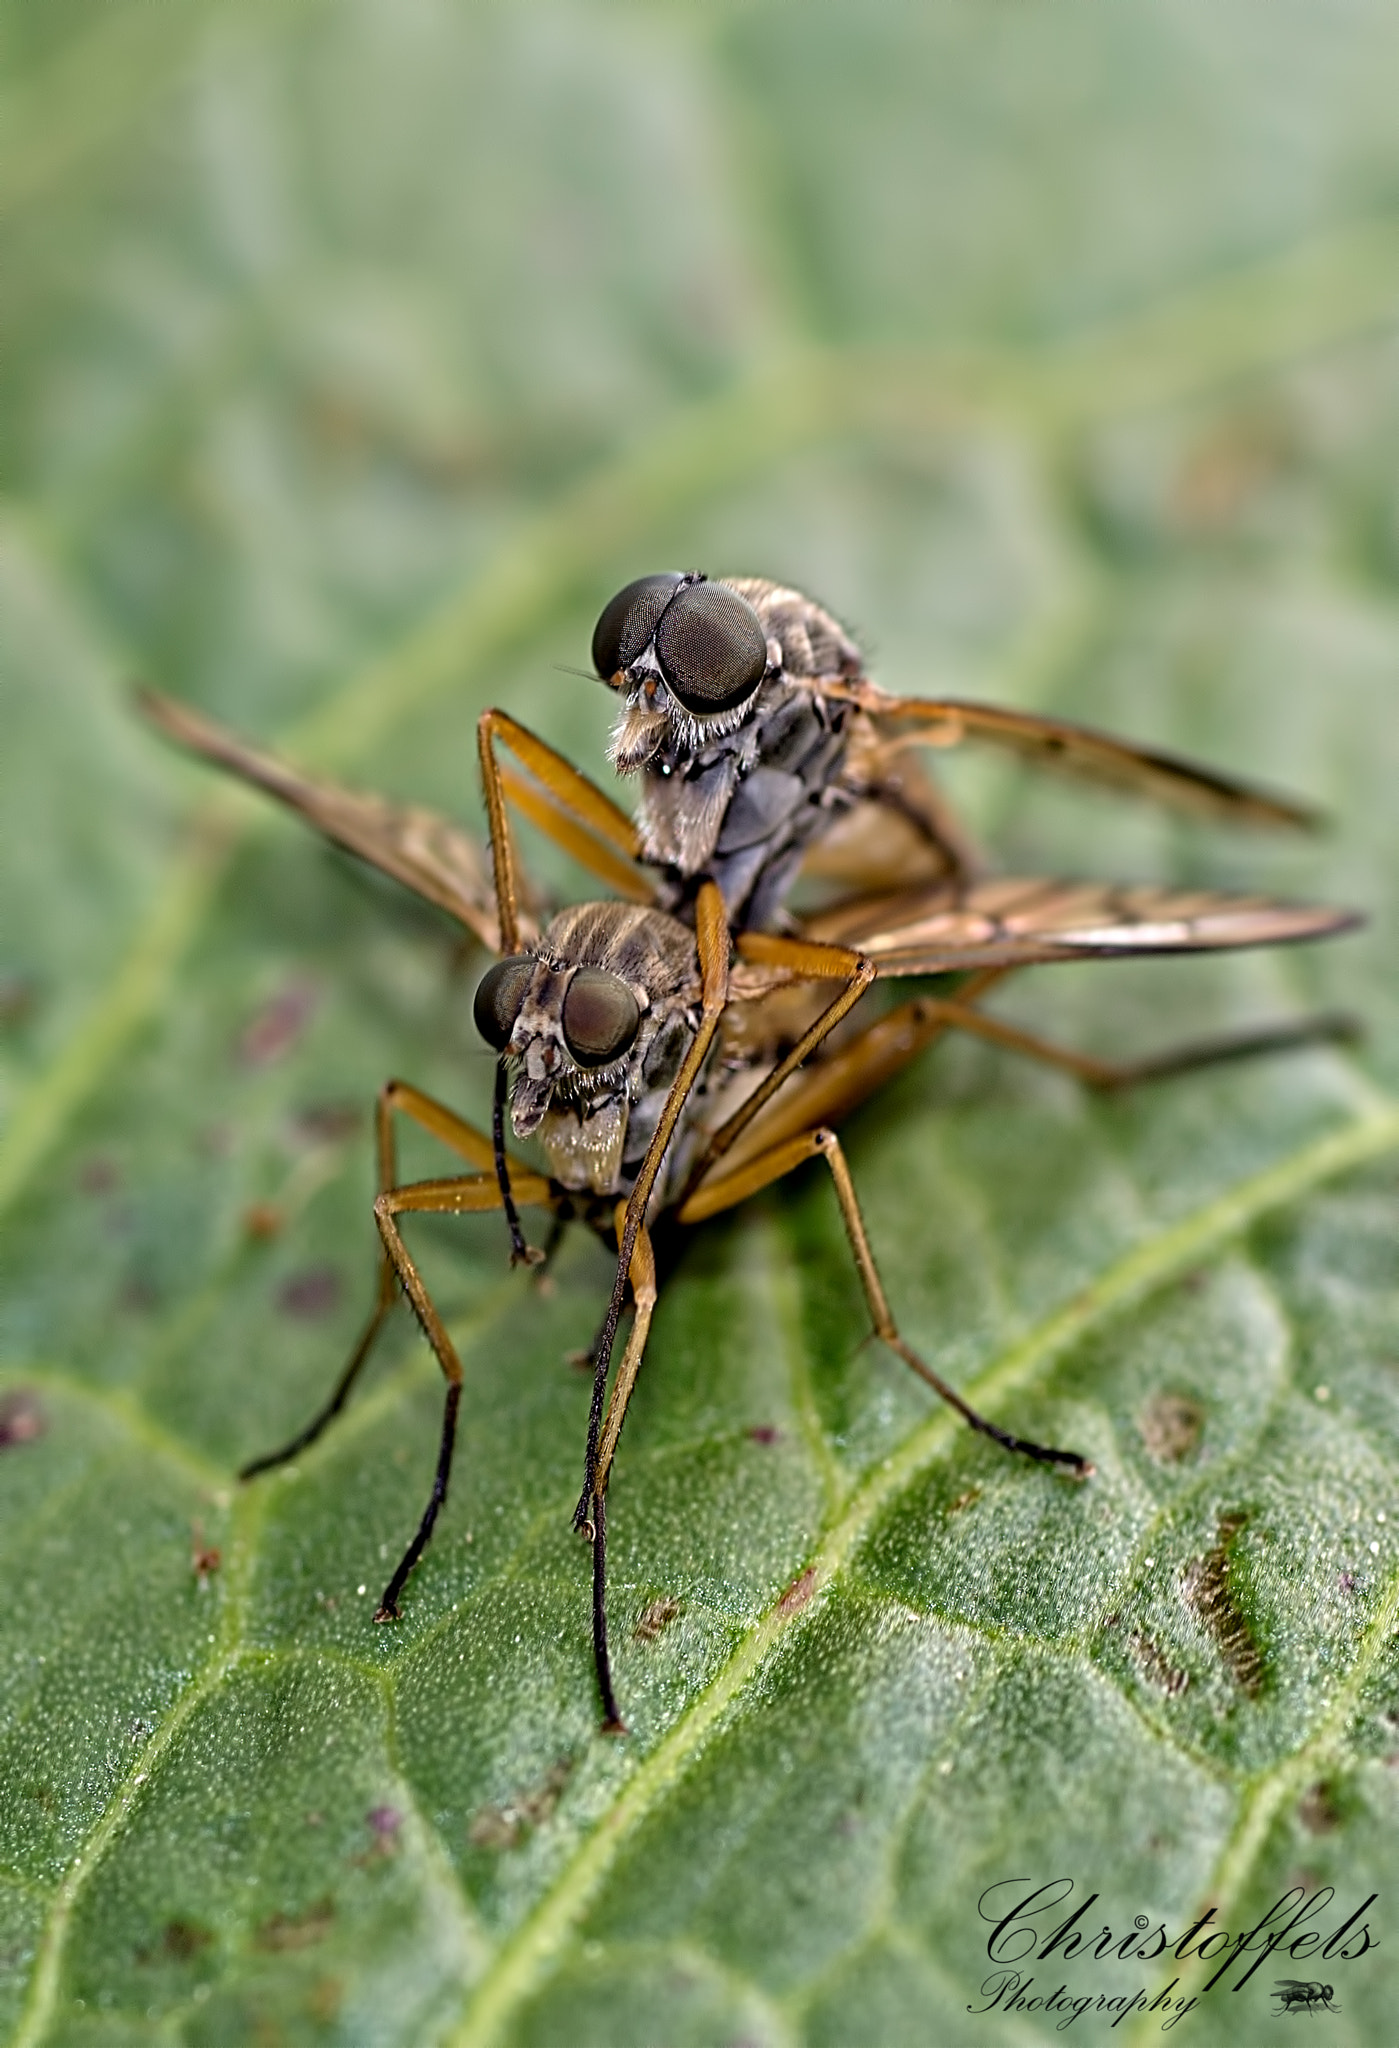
141, 578, 1355, 1727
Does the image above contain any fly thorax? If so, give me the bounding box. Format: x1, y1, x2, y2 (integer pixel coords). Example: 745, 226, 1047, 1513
724, 577, 864, 680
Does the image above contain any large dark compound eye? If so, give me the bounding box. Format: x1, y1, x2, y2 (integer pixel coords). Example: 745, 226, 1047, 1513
591, 573, 686, 681
473, 956, 534, 1050
562, 967, 640, 1067
654, 580, 766, 715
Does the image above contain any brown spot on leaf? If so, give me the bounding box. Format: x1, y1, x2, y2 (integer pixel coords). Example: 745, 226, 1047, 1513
0, 1391, 45, 1449
1298, 1782, 1341, 1835
190, 1522, 221, 1582
1182, 1511, 1265, 1697
278, 1266, 342, 1320
947, 1485, 983, 1515
775, 1566, 818, 1620
468, 1760, 572, 1851
308, 1977, 342, 2025
1129, 1632, 1190, 1697
1172, 411, 1291, 531
291, 1102, 361, 1145
255, 1896, 335, 1951
1138, 1391, 1204, 1465
354, 1804, 403, 1864
243, 1201, 284, 1241
78, 1156, 120, 1196
0, 974, 35, 1025
239, 980, 318, 1067
633, 1596, 683, 1643
161, 1920, 212, 1961
747, 1425, 781, 1445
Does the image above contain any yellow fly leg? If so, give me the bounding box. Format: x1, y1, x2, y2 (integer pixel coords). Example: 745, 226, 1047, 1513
141, 691, 658, 957
576, 1210, 660, 1738
713, 995, 974, 1175
574, 881, 730, 1728
579, 977, 993, 1732
867, 999, 1363, 1092
828, 679, 1324, 831
476, 707, 652, 954
675, 929, 878, 1204
370, 1162, 557, 1623
139, 689, 504, 947
593, 1209, 659, 1504
679, 1119, 1091, 1477
797, 875, 1360, 1088
241, 1085, 540, 1480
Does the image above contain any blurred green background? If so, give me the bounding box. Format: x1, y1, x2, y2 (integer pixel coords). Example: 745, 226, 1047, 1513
3, 3, 1399, 2044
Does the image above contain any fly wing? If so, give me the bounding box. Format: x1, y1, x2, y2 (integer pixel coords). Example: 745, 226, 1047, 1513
832, 680, 1322, 831
800, 874, 1360, 976
140, 689, 508, 949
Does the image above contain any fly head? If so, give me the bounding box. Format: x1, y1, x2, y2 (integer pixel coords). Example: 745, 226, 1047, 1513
473, 903, 702, 1195
593, 572, 772, 772
591, 574, 868, 901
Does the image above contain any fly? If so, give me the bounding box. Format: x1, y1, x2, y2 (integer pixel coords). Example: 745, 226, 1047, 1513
140, 689, 1358, 1727
590, 570, 1325, 928
1270, 1980, 1340, 2015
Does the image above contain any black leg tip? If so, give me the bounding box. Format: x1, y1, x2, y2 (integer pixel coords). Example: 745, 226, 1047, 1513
600, 1716, 628, 1738
373, 1601, 401, 1625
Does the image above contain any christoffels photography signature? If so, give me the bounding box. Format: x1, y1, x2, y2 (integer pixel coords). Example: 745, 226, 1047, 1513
968, 1877, 1379, 2029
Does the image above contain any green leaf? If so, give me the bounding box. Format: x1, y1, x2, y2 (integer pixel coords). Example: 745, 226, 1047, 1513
4, 5, 1399, 2044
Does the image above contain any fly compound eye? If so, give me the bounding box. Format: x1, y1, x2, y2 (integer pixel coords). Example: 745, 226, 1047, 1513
561, 968, 640, 1067
473, 956, 534, 1050
654, 580, 767, 715
591, 573, 687, 682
